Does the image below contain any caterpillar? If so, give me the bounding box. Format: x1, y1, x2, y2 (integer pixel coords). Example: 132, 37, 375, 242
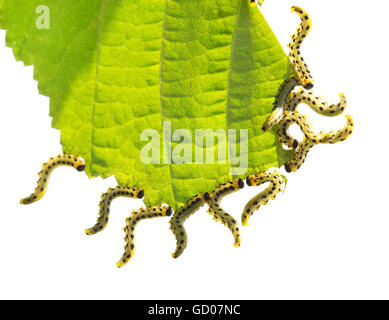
20, 154, 85, 205
85, 186, 144, 235
288, 6, 314, 90
278, 111, 326, 146
262, 77, 300, 132
207, 179, 244, 248
278, 91, 349, 152
283, 112, 354, 172
243, 171, 284, 226
287, 89, 347, 117
277, 112, 311, 149
169, 193, 210, 259
116, 205, 172, 268
280, 111, 353, 145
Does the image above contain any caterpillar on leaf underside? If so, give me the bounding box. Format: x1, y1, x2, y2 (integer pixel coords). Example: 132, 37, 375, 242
85, 186, 144, 235
169, 193, 210, 259
281, 112, 354, 172
207, 179, 244, 248
243, 171, 285, 226
117, 205, 172, 267
263, 6, 314, 132
20, 154, 85, 205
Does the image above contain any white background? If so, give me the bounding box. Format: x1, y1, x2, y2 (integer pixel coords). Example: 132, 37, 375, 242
0, 0, 388, 300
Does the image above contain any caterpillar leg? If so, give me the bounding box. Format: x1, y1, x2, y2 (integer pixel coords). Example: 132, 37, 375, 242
85, 185, 144, 235
20, 154, 85, 205
169, 193, 210, 259
287, 89, 347, 117
288, 6, 313, 90
207, 179, 244, 248
116, 204, 172, 267
281, 111, 354, 172
262, 77, 300, 132
243, 171, 285, 226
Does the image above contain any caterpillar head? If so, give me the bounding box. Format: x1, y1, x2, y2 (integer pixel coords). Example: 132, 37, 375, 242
164, 206, 173, 217
137, 189, 145, 199
73, 158, 85, 172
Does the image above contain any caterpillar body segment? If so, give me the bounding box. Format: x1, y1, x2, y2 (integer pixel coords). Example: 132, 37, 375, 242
116, 205, 172, 268
288, 6, 313, 90
20, 154, 85, 205
243, 171, 285, 226
207, 179, 244, 248
287, 89, 347, 117
85, 186, 144, 235
169, 193, 210, 259
263, 77, 300, 132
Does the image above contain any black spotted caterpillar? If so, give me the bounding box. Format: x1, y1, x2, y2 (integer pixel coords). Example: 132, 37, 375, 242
20, 154, 85, 205
85, 186, 144, 235
117, 205, 172, 267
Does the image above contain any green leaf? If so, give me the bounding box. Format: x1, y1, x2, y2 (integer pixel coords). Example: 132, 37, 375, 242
1, 0, 292, 209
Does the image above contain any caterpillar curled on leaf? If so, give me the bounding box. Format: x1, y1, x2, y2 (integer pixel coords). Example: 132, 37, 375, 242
287, 89, 347, 117
277, 112, 309, 150
280, 111, 354, 145
20, 154, 85, 205
288, 6, 314, 90
278, 111, 327, 145
207, 179, 244, 248
283, 112, 354, 172
243, 171, 284, 226
85, 186, 144, 235
277, 112, 311, 149
116, 205, 172, 268
262, 77, 299, 132
169, 193, 210, 259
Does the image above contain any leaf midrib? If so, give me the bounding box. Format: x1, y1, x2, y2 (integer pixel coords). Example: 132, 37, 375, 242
158, 1, 242, 206
159, 0, 177, 204
226, 0, 243, 175
90, 0, 103, 173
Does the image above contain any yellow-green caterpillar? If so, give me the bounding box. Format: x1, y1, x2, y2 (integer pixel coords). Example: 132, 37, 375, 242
283, 112, 354, 172
262, 77, 300, 132
20, 154, 85, 205
169, 193, 210, 259
117, 205, 172, 268
85, 186, 144, 235
287, 89, 347, 117
207, 179, 244, 248
288, 6, 313, 90
243, 171, 284, 226
277, 111, 313, 149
